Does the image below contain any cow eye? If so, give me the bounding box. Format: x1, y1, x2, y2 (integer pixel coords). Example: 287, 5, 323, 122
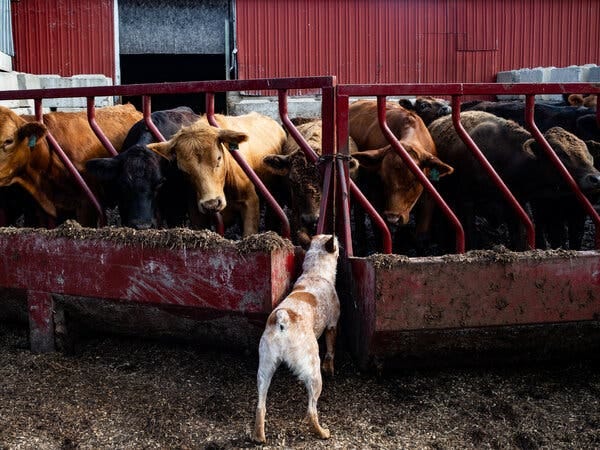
3, 138, 14, 147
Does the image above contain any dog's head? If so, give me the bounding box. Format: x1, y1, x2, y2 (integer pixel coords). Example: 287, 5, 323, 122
306, 234, 339, 258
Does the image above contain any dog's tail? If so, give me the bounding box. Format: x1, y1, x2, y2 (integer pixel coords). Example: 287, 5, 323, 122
274, 309, 291, 331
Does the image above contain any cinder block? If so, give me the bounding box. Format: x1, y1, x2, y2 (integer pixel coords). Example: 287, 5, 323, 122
583, 65, 600, 82
548, 66, 583, 82
0, 71, 31, 108
39, 74, 114, 110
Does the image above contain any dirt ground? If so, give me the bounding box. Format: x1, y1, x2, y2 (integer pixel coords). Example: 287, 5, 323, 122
1, 321, 600, 450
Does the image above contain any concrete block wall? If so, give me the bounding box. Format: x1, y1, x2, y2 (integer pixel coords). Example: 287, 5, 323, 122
497, 64, 599, 101
0, 72, 113, 113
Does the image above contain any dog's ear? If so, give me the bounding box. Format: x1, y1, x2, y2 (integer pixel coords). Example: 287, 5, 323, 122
325, 235, 337, 254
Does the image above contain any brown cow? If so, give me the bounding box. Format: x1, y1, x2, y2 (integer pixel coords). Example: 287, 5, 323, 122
0, 104, 142, 225
147, 112, 286, 237
263, 119, 359, 243
348, 100, 453, 253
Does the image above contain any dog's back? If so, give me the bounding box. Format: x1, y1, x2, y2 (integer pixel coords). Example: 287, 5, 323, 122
253, 234, 340, 443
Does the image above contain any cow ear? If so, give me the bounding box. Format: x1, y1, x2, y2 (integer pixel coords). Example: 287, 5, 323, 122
398, 99, 414, 110
351, 147, 387, 171
16, 122, 47, 149
263, 153, 292, 176
85, 157, 120, 181
218, 129, 248, 147
423, 156, 454, 179
325, 235, 337, 254
522, 138, 541, 157
147, 141, 176, 161
297, 231, 312, 250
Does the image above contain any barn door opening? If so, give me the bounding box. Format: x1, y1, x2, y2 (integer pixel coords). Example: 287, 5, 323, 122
119, 54, 227, 114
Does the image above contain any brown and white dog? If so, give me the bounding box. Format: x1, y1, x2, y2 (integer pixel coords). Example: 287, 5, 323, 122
252, 234, 340, 443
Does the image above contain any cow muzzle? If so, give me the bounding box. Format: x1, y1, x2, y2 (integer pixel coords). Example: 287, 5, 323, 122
199, 197, 226, 213
383, 211, 410, 226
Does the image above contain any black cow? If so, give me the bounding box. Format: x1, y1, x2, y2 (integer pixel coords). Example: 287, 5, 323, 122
428, 111, 600, 251
399, 96, 452, 126
86, 107, 199, 229
461, 100, 600, 143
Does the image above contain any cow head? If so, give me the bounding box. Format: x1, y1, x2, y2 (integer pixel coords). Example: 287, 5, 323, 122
399, 96, 452, 126
147, 121, 248, 215
86, 145, 166, 229
524, 127, 600, 196
0, 108, 48, 186
353, 143, 453, 225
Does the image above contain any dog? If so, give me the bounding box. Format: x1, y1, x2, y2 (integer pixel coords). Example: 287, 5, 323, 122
252, 234, 340, 443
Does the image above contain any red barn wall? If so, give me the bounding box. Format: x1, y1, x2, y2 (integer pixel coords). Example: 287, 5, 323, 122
11, 0, 115, 79
236, 0, 600, 86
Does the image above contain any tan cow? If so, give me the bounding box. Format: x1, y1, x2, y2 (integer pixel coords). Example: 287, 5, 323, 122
0, 104, 143, 225
348, 99, 453, 227
147, 112, 286, 237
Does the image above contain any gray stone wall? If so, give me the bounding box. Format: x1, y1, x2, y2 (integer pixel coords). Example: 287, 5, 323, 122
119, 0, 229, 55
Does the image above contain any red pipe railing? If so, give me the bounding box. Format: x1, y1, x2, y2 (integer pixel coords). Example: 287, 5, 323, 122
205, 93, 291, 239
450, 96, 534, 249
86, 98, 118, 157
377, 96, 465, 253
35, 99, 106, 226
524, 95, 600, 248
336, 94, 393, 254
142, 96, 166, 142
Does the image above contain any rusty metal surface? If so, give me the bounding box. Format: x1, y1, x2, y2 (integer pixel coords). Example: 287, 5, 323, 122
348, 251, 600, 367
0, 233, 295, 314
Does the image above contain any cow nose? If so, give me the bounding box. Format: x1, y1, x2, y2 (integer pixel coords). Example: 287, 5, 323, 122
201, 198, 224, 212
384, 212, 409, 226
129, 220, 153, 230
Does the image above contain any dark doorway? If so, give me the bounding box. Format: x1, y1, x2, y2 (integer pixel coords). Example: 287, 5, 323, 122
119, 54, 227, 114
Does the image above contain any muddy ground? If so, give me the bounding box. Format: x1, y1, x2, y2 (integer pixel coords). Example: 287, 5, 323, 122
1, 321, 600, 450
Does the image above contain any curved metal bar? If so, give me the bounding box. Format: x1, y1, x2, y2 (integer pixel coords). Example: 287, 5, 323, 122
377, 97, 465, 253
277, 90, 319, 163
205, 94, 290, 239
525, 95, 600, 248
142, 96, 166, 142
450, 96, 534, 249
336, 94, 392, 254
35, 99, 106, 226
86, 98, 118, 157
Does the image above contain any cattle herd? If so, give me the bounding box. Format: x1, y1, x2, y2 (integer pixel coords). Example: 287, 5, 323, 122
0, 93, 598, 255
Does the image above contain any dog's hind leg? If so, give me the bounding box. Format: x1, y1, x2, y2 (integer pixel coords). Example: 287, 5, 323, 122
321, 325, 337, 376
304, 342, 331, 439
253, 352, 278, 443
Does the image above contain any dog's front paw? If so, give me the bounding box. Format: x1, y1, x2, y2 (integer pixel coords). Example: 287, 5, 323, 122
252, 431, 266, 444
316, 427, 331, 439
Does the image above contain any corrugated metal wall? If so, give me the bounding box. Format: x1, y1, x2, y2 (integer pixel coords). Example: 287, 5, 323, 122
11, 0, 115, 78
0, 0, 13, 56
236, 0, 600, 87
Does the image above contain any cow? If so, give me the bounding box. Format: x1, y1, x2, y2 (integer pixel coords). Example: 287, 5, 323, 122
263, 119, 359, 243
348, 99, 454, 254
86, 107, 200, 229
461, 100, 600, 143
0, 104, 143, 226
147, 112, 286, 237
428, 111, 600, 251
398, 96, 452, 126
565, 93, 597, 109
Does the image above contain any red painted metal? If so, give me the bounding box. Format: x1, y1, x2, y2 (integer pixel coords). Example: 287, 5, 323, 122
142, 96, 166, 142
34, 99, 106, 226
86, 98, 118, 157
336, 94, 392, 255
524, 95, 600, 248
27, 290, 55, 353
450, 96, 533, 249
348, 251, 600, 368
377, 96, 465, 253
11, 0, 115, 78
237, 0, 600, 88
205, 93, 291, 240
0, 233, 296, 313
